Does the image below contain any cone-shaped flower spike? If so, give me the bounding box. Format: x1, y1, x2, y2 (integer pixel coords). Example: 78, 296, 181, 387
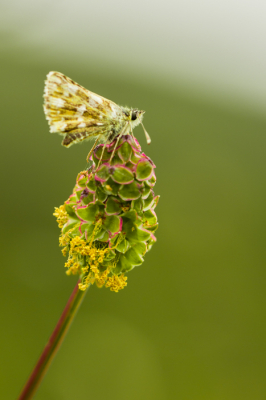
54, 135, 159, 292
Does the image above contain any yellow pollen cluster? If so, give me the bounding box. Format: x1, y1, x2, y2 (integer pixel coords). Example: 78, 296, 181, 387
53, 205, 68, 228
105, 274, 128, 292
57, 218, 127, 293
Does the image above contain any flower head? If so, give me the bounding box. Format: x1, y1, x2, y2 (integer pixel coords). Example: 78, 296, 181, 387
54, 135, 159, 292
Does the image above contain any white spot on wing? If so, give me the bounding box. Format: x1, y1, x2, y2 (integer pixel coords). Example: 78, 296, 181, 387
109, 102, 120, 117
50, 98, 65, 108
95, 95, 103, 104
48, 82, 57, 92
68, 84, 79, 94
51, 76, 62, 85
78, 123, 86, 128
89, 99, 98, 108
77, 104, 87, 115
88, 94, 103, 108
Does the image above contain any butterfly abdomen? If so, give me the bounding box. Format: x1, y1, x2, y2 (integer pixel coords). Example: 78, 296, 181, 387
62, 132, 89, 147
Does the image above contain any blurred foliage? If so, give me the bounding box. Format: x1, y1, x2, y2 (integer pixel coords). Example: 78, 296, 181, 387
1, 42, 266, 400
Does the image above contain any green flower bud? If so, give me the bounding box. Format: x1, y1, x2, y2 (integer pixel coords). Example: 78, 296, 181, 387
54, 135, 159, 292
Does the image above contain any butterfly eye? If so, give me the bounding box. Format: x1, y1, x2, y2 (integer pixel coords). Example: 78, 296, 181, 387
131, 111, 137, 121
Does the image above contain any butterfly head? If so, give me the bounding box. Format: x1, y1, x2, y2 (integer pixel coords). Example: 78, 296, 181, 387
129, 109, 145, 128
131, 109, 145, 120
130, 109, 151, 145
122, 108, 150, 144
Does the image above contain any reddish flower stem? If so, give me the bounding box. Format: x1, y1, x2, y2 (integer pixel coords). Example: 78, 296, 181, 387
18, 280, 89, 400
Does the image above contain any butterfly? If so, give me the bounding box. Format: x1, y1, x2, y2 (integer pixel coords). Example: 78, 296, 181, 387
43, 71, 151, 162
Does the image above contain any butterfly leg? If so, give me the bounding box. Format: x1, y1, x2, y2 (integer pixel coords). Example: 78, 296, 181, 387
86, 137, 101, 163
97, 143, 108, 169
109, 123, 129, 163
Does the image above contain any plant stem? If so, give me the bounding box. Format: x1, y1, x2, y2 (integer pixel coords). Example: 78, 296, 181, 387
18, 279, 89, 400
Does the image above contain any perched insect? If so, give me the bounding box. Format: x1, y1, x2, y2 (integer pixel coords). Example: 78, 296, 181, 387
43, 71, 151, 162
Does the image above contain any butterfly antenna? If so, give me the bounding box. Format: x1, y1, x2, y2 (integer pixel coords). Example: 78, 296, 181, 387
140, 120, 151, 144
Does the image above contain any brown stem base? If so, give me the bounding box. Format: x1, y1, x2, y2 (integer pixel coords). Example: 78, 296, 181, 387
18, 279, 89, 400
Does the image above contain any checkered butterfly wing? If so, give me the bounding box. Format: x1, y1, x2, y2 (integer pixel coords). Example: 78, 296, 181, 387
43, 71, 123, 147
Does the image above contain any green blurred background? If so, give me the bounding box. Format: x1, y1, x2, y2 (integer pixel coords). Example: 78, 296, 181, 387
1, 2, 266, 398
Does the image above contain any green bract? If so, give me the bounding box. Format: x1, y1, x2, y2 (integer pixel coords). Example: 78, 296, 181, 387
54, 135, 159, 292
